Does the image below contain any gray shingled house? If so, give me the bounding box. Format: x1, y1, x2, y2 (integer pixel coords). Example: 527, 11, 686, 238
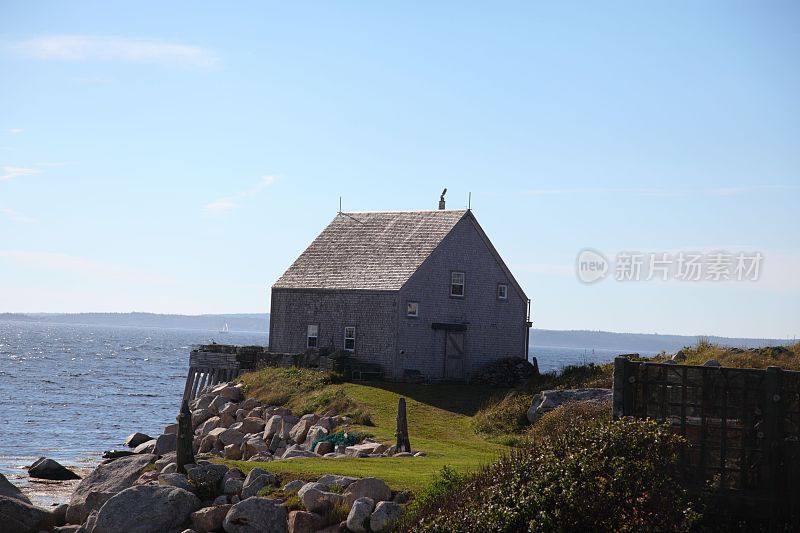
268, 206, 531, 381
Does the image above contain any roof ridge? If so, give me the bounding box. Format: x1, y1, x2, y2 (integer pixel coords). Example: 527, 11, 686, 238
338, 209, 468, 214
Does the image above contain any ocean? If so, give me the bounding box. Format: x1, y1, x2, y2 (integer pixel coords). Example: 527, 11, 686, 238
0, 319, 652, 505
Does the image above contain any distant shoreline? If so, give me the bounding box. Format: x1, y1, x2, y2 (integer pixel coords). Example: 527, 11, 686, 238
1, 313, 792, 356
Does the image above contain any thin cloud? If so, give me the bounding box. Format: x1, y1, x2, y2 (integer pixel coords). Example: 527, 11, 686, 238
8, 128, 23, 134
204, 175, 277, 214
524, 185, 799, 197
13, 35, 218, 68
0, 208, 36, 223
0, 250, 170, 283
0, 166, 39, 182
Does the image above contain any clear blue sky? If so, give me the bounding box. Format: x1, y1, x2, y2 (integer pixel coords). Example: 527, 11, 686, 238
1, 1, 798, 339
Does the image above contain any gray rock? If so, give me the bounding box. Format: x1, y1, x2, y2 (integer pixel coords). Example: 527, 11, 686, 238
191, 504, 231, 533
92, 485, 201, 533
263, 416, 284, 439
225, 444, 243, 460
221, 402, 240, 417
132, 439, 157, 454
84, 510, 99, 531
240, 398, 260, 411
158, 473, 196, 494
154, 452, 177, 471
66, 454, 156, 524
160, 462, 178, 474
123, 432, 154, 448
52, 502, 69, 526
187, 463, 229, 493
704, 359, 721, 367
526, 388, 612, 423
300, 487, 343, 514
164, 423, 179, 435
214, 495, 230, 505
287, 510, 325, 533
268, 434, 285, 454
303, 426, 328, 450
369, 501, 402, 532
192, 409, 215, 429
343, 478, 392, 507
197, 416, 221, 436
240, 417, 266, 434
0, 472, 31, 504
314, 441, 334, 455
282, 479, 305, 493
154, 433, 178, 455
296, 482, 326, 501
317, 474, 357, 490
219, 428, 246, 447
346, 497, 374, 533
223, 497, 288, 533
210, 396, 229, 414
54, 526, 82, 533
288, 414, 318, 444
0, 495, 52, 533
241, 468, 277, 499
224, 478, 244, 496
212, 384, 244, 403
282, 447, 317, 460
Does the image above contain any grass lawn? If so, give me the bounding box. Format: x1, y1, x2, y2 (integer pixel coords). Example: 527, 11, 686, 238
221, 368, 510, 492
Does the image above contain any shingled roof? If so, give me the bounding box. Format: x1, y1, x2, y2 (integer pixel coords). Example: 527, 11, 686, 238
273, 210, 469, 290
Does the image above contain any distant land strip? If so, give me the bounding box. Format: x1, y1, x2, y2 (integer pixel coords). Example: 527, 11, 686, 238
0, 312, 792, 354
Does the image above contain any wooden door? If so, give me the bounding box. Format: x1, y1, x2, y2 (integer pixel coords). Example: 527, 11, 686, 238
444, 331, 466, 381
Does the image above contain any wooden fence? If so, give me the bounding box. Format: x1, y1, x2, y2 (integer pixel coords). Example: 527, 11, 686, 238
612, 356, 800, 525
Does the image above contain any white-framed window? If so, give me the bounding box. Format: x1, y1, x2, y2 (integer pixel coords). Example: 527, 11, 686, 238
498, 284, 508, 300
450, 271, 465, 297
407, 301, 419, 317
307, 324, 318, 348
344, 327, 356, 352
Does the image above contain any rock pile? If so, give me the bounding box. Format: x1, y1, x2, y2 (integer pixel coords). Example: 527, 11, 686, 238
4, 381, 417, 532
128, 382, 425, 463
471, 357, 538, 387
5, 456, 405, 532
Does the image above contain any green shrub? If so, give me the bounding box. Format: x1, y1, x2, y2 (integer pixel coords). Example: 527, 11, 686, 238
407, 418, 700, 532
472, 391, 532, 436
526, 399, 610, 443
398, 466, 466, 530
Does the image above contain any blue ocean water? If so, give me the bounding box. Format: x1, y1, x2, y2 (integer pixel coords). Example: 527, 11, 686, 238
0, 320, 266, 505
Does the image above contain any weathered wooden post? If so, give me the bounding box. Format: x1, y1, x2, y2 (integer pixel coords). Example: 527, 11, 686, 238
396, 397, 411, 453
612, 356, 627, 420
176, 399, 195, 474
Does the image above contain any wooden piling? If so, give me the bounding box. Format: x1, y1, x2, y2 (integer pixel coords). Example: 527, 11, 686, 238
396, 397, 411, 453
176, 399, 195, 474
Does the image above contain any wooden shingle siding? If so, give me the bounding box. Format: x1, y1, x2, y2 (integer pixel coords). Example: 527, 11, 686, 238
398, 216, 527, 380
269, 288, 398, 369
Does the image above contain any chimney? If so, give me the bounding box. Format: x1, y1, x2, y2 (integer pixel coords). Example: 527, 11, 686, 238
438, 188, 447, 210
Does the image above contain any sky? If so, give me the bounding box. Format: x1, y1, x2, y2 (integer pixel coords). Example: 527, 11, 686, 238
0, 1, 798, 339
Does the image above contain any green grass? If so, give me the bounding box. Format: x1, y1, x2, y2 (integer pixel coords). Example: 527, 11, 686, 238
228, 368, 508, 492
668, 339, 800, 370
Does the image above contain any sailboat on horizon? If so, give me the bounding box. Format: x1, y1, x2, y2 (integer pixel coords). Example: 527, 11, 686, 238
219, 322, 229, 334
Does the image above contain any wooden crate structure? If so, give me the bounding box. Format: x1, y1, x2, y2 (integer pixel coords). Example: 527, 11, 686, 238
612, 357, 800, 525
